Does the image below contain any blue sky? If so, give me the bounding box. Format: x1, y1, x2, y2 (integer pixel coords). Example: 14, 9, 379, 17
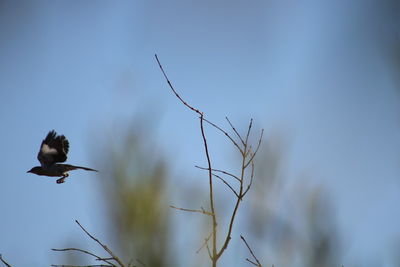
1, 1, 399, 266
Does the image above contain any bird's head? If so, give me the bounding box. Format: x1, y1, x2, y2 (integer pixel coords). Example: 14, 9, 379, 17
27, 166, 42, 174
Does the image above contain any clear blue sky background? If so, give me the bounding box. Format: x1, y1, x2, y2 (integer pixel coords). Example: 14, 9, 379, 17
1, 1, 399, 266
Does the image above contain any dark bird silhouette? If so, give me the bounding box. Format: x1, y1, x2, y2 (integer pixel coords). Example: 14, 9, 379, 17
27, 130, 97, 184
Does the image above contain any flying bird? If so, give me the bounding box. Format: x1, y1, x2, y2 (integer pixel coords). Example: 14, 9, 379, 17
27, 130, 97, 184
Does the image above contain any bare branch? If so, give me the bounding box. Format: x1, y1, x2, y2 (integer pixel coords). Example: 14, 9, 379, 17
240, 235, 262, 267
195, 165, 240, 182
225, 117, 245, 146
155, 54, 202, 115
217, 193, 241, 259
205, 239, 213, 260
215, 120, 251, 258
196, 232, 213, 254
51, 265, 111, 267
155, 55, 264, 267
155, 55, 218, 265
244, 119, 253, 146
170, 205, 214, 216
246, 258, 261, 267
244, 129, 264, 169
242, 161, 255, 198
135, 259, 147, 267
196, 164, 243, 208
97, 258, 115, 262
199, 114, 219, 265
52, 248, 116, 266
211, 172, 239, 198
0, 254, 12, 267
74, 220, 125, 267
203, 117, 244, 155
245, 145, 252, 158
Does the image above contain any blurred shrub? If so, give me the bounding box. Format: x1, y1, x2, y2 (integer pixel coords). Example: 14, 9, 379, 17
97, 123, 173, 267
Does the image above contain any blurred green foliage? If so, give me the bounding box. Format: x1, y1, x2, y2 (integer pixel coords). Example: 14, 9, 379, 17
246, 133, 341, 267
97, 125, 172, 267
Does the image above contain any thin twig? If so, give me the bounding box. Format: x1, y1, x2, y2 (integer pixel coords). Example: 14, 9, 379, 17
0, 254, 12, 267
97, 258, 115, 262
74, 220, 125, 267
245, 119, 253, 146
196, 232, 213, 254
216, 165, 244, 258
195, 165, 240, 182
246, 258, 261, 267
203, 117, 244, 155
210, 172, 239, 198
243, 161, 255, 197
225, 117, 245, 146
244, 129, 264, 169
216, 163, 243, 256
205, 239, 213, 260
155, 54, 202, 115
51, 265, 112, 267
52, 248, 116, 266
155, 55, 264, 266
135, 259, 147, 267
199, 114, 218, 265
216, 119, 257, 260
170, 205, 214, 216
240, 235, 262, 267
155, 54, 218, 266
245, 145, 252, 158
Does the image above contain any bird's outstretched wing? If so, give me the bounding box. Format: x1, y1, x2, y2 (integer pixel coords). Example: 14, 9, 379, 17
37, 130, 69, 167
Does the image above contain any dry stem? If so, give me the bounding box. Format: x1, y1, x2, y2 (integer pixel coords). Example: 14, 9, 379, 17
170, 205, 214, 216
52, 220, 127, 267
155, 54, 218, 266
240, 235, 262, 267
155, 54, 263, 267
0, 254, 12, 267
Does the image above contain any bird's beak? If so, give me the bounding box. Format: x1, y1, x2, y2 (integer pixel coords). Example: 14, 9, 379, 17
27, 170, 31, 173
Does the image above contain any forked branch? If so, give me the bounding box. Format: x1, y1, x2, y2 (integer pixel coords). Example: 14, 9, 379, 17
155, 54, 218, 265
241, 235, 263, 267
155, 54, 263, 267
52, 220, 128, 267
195, 166, 241, 182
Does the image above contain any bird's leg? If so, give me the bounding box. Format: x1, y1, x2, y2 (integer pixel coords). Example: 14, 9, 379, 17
56, 173, 69, 184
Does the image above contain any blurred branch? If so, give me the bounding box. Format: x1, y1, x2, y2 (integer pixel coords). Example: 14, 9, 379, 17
52, 265, 112, 267
169, 205, 214, 216
52, 220, 129, 267
196, 232, 213, 254
135, 259, 147, 267
240, 235, 262, 267
0, 254, 12, 267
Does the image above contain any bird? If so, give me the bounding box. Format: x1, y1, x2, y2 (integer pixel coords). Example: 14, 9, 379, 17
27, 130, 97, 184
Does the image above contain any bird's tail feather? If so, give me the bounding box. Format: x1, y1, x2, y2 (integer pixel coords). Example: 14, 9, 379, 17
63, 164, 98, 172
